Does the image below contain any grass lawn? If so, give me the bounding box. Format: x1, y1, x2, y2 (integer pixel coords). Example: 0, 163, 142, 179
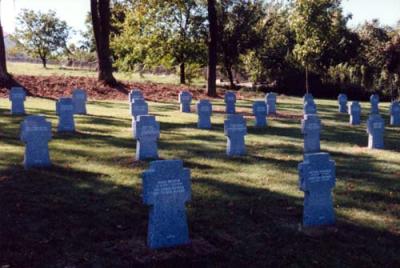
7, 62, 205, 87
0, 96, 399, 267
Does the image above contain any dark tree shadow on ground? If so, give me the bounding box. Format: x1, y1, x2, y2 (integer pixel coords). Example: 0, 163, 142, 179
1, 100, 400, 267
1, 160, 399, 267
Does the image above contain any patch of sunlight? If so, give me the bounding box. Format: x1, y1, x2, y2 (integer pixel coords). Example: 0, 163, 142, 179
339, 208, 399, 232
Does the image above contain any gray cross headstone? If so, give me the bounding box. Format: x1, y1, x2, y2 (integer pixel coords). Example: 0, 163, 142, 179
20, 115, 52, 169
348, 101, 361, 125
129, 89, 144, 103
131, 99, 149, 139
197, 100, 212, 129
370, 94, 379, 114
301, 114, 321, 153
9, 87, 26, 115
224, 114, 247, 156
142, 159, 191, 249
224, 92, 236, 114
179, 91, 192, 113
303, 93, 314, 104
252, 101, 267, 128
298, 152, 336, 227
367, 114, 384, 149
265, 92, 277, 115
56, 98, 75, 132
304, 101, 317, 115
72, 88, 88, 114
136, 115, 160, 160
390, 101, 400, 126
338, 94, 348, 113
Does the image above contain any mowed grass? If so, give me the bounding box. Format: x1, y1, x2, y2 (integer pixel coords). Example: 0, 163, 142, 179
0, 96, 399, 267
7, 62, 205, 86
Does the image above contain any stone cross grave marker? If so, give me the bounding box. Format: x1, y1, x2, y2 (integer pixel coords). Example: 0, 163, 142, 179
197, 100, 212, 129
252, 101, 267, 128
338, 94, 348, 113
129, 89, 144, 103
301, 114, 321, 153
142, 159, 191, 249
390, 101, 400, 126
179, 91, 192, 113
131, 99, 149, 139
10, 87, 26, 115
367, 114, 384, 149
304, 101, 317, 115
56, 98, 75, 132
20, 115, 52, 169
224, 92, 236, 114
370, 94, 380, 114
303, 93, 314, 104
348, 101, 361, 125
298, 152, 336, 227
224, 114, 247, 156
265, 92, 277, 115
72, 88, 88, 115
136, 115, 160, 160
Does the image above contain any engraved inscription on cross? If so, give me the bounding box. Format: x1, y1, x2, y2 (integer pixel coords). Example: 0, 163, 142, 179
142, 160, 191, 249
298, 152, 336, 227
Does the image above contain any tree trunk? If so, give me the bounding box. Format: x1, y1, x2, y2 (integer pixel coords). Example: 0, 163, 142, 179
224, 58, 235, 89
207, 0, 217, 97
227, 67, 235, 89
0, 23, 11, 86
180, 62, 185, 84
41, 57, 47, 68
91, 0, 117, 85
305, 66, 309, 94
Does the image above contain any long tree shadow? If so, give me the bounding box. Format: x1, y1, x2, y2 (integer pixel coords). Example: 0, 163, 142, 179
192, 177, 400, 267
0, 149, 399, 267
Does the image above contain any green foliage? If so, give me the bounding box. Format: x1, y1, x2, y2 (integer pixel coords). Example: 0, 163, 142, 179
111, 0, 207, 83
12, 9, 71, 68
217, 0, 265, 87
290, 0, 342, 69
79, 12, 96, 52
243, 3, 297, 86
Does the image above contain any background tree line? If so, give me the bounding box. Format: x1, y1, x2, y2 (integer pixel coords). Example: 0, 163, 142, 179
2, 0, 400, 100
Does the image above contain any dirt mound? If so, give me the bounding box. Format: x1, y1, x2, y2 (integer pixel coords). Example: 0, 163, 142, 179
0, 75, 256, 102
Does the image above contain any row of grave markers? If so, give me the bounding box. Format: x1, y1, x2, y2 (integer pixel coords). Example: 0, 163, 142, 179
300, 94, 336, 227
4, 87, 398, 249
129, 90, 279, 159
304, 93, 395, 149
10, 88, 88, 168
298, 92, 400, 227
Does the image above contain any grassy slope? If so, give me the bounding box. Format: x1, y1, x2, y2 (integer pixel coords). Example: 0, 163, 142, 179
0, 96, 399, 267
7, 62, 205, 86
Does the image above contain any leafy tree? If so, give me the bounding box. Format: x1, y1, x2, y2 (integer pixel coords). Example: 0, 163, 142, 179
290, 0, 342, 94
13, 9, 70, 68
160, 0, 207, 84
217, 0, 265, 88
91, 0, 116, 85
242, 2, 295, 86
384, 33, 400, 99
112, 0, 207, 84
80, 12, 96, 52
357, 20, 391, 90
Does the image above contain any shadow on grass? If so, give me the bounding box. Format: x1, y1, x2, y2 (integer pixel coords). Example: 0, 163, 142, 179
1, 100, 400, 267
1, 163, 398, 267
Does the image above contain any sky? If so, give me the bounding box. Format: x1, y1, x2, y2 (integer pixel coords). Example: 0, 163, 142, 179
1, 0, 400, 42
1, 0, 90, 43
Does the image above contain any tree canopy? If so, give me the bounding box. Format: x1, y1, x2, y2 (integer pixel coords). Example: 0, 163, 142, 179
13, 9, 71, 68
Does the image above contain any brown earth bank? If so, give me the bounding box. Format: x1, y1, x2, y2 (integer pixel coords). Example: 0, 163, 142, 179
0, 75, 260, 102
